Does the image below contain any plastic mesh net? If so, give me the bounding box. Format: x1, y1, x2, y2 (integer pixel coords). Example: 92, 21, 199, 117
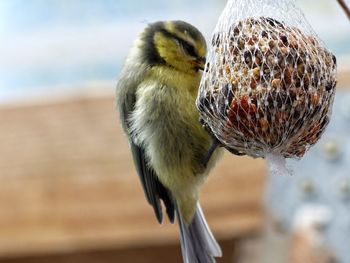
197, 0, 337, 158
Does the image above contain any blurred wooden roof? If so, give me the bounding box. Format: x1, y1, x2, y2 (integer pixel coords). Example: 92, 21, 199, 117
0, 95, 266, 258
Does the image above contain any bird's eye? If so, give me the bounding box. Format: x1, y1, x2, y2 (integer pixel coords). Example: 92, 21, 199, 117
180, 40, 197, 57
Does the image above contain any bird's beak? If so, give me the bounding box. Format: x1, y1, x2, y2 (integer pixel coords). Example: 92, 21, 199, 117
193, 57, 206, 71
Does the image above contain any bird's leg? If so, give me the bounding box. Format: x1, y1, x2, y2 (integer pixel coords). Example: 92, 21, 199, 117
200, 119, 245, 166
202, 136, 221, 168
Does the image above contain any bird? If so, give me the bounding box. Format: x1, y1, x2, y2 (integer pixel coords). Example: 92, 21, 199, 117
116, 20, 223, 263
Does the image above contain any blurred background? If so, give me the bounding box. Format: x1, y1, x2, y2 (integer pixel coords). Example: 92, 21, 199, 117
0, 0, 349, 262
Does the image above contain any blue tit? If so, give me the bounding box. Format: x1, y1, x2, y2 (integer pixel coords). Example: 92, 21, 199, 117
116, 20, 223, 263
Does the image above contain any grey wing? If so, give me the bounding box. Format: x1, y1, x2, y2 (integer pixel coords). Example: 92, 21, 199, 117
117, 84, 175, 224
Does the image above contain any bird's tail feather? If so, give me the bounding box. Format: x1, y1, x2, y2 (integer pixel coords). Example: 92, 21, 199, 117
177, 203, 222, 263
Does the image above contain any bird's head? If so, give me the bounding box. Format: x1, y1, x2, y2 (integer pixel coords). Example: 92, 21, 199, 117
141, 21, 207, 74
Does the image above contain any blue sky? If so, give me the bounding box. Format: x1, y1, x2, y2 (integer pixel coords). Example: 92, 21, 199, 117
0, 0, 349, 103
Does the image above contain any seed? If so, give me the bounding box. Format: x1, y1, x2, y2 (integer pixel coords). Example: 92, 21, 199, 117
297, 63, 305, 77
268, 39, 276, 48
247, 37, 257, 45
310, 92, 320, 106
280, 34, 288, 45
259, 118, 269, 132
280, 47, 289, 55
243, 51, 252, 65
283, 67, 293, 85
271, 78, 282, 89
252, 67, 260, 79
289, 39, 299, 49
250, 79, 258, 89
